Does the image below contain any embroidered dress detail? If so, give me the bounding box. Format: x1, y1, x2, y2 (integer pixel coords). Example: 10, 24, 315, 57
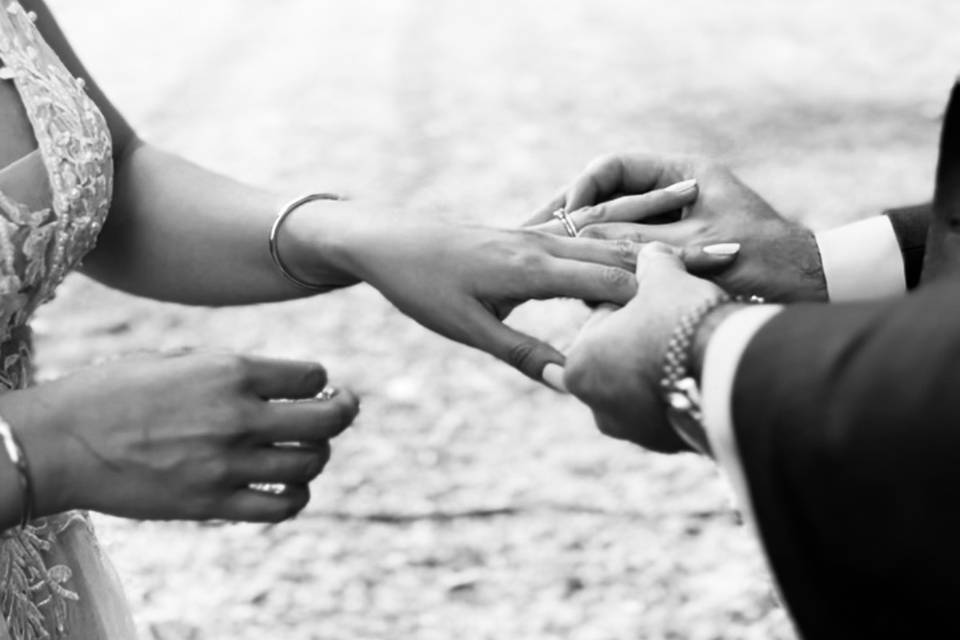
0, 2, 121, 638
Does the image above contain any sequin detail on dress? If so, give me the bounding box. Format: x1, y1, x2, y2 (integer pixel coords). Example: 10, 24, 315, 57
0, 1, 114, 637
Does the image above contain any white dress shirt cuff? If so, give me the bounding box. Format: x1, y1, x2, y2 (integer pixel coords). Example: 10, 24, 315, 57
815, 215, 905, 301
700, 305, 784, 520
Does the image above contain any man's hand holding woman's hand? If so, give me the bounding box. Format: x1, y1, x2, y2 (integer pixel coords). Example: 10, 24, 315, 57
563, 243, 725, 452
528, 152, 827, 302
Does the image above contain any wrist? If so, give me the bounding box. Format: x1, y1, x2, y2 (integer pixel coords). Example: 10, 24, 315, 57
0, 390, 74, 518
662, 297, 763, 456
274, 197, 365, 289
0, 391, 67, 526
780, 222, 828, 302
690, 303, 751, 381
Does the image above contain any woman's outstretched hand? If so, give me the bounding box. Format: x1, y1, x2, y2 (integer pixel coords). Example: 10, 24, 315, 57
0, 352, 358, 526
282, 203, 654, 387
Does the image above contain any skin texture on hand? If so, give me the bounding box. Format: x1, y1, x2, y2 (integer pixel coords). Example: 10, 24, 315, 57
564, 243, 724, 452
287, 200, 654, 385
529, 153, 828, 303
0, 353, 359, 529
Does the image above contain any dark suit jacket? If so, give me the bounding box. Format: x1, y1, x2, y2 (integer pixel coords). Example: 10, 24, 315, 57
730, 82, 960, 638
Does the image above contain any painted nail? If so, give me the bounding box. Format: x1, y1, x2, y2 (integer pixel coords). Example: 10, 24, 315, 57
703, 242, 741, 256
664, 178, 697, 194
541, 363, 569, 393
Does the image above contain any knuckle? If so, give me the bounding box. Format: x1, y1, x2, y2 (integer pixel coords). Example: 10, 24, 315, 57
508, 250, 548, 286
505, 339, 540, 375
585, 203, 606, 223
207, 353, 250, 383
586, 153, 619, 173
580, 226, 603, 239
222, 398, 260, 436
687, 218, 709, 236
207, 457, 232, 484
598, 265, 633, 288
615, 238, 639, 264
519, 250, 547, 273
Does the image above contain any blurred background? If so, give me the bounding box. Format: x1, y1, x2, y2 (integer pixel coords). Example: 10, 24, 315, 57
37, 0, 960, 638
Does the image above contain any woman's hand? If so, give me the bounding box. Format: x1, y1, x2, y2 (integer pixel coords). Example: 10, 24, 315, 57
282, 202, 652, 386
0, 352, 358, 525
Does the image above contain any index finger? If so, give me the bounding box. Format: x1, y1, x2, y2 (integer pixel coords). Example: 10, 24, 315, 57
244, 357, 328, 400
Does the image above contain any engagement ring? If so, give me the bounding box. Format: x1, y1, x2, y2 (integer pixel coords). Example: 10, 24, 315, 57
552, 208, 579, 238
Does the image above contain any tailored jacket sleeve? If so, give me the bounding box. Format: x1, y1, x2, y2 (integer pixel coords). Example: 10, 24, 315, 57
732, 282, 960, 638
882, 202, 929, 289
727, 81, 960, 638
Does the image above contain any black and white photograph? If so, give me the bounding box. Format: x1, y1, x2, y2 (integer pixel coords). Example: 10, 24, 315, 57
0, 0, 957, 638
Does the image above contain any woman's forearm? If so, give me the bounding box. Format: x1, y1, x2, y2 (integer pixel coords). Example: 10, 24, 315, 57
82, 142, 361, 305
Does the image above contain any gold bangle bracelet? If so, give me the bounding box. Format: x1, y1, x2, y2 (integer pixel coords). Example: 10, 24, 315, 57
268, 193, 342, 291
0, 416, 33, 528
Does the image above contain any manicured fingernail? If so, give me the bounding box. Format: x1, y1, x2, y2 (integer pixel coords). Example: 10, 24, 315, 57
541, 363, 569, 393
703, 242, 741, 256
664, 178, 697, 194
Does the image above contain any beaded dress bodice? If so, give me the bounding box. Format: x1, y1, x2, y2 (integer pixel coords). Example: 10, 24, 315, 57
0, 2, 116, 638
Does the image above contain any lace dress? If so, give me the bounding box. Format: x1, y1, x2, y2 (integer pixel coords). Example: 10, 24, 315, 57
0, 2, 136, 638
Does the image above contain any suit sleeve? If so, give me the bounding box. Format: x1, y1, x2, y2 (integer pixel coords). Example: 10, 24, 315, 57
813, 205, 928, 301
883, 202, 930, 288
728, 279, 960, 638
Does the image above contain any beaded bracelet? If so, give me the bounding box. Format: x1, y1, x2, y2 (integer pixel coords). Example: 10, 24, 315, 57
268, 193, 342, 291
660, 293, 765, 455
0, 416, 33, 528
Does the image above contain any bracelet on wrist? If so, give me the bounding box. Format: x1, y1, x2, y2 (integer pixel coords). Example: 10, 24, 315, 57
268, 193, 342, 291
0, 416, 34, 528
660, 294, 765, 455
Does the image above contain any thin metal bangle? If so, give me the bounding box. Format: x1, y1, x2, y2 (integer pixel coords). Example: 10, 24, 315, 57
269, 193, 342, 291
0, 416, 33, 528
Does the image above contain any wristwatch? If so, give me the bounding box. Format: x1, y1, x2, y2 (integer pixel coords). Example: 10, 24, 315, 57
660, 294, 764, 456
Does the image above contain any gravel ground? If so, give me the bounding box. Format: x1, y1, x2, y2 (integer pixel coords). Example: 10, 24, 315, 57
34, 1, 960, 638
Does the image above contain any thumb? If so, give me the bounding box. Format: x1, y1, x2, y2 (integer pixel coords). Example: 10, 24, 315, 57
682, 242, 741, 275
634, 241, 685, 283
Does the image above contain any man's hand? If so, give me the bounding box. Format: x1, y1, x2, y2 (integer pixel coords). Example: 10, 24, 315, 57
528, 153, 827, 302
563, 243, 724, 452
